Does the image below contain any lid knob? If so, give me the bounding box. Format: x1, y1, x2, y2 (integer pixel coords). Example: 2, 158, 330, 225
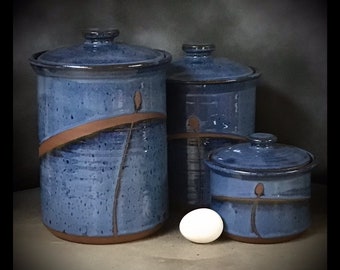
83, 28, 120, 47
249, 133, 277, 148
182, 43, 215, 57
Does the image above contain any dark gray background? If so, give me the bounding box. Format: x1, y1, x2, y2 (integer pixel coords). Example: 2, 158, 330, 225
13, 0, 327, 191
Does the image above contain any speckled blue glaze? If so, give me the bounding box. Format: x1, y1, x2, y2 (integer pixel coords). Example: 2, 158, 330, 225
166, 82, 257, 135
36, 73, 167, 141
205, 133, 317, 243
167, 44, 257, 83
40, 121, 168, 236
30, 29, 171, 241
166, 44, 260, 210
32, 29, 170, 72
211, 198, 311, 240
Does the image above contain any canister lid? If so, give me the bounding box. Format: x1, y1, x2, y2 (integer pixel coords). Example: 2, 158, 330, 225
29, 29, 172, 74
206, 133, 316, 177
166, 43, 260, 84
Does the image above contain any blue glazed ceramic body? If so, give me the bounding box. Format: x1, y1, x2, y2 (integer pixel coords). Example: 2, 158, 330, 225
29, 29, 172, 244
205, 133, 317, 243
166, 44, 260, 211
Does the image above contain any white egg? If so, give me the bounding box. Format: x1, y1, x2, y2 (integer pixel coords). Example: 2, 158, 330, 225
179, 208, 224, 244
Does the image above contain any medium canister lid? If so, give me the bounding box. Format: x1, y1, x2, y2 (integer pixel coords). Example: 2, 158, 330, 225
206, 133, 316, 177
29, 28, 172, 75
166, 43, 260, 84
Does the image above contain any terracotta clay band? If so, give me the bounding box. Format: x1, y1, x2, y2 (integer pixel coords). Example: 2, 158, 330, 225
212, 195, 310, 204
224, 231, 307, 244
167, 132, 247, 141
39, 112, 166, 157
45, 223, 163, 245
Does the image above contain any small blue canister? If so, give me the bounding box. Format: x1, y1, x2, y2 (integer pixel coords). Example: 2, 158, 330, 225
29, 29, 172, 244
205, 133, 317, 243
166, 44, 260, 211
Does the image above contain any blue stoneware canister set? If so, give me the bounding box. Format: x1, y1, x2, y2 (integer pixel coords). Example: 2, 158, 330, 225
29, 28, 317, 244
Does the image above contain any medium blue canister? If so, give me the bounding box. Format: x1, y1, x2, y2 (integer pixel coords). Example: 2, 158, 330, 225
166, 44, 260, 211
205, 133, 317, 243
29, 29, 172, 244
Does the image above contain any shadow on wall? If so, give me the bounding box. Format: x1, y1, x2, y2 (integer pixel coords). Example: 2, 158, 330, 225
255, 81, 326, 185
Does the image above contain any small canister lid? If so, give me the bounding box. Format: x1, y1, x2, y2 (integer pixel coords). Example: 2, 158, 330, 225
166, 43, 260, 84
29, 28, 172, 75
206, 133, 316, 177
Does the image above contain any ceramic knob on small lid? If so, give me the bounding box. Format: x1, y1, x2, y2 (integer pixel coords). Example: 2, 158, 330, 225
249, 132, 278, 147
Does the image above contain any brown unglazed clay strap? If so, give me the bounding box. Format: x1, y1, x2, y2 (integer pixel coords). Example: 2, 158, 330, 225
39, 112, 166, 157
212, 195, 310, 204
167, 132, 248, 141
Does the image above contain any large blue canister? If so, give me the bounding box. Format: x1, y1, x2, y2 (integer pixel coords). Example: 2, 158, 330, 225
166, 44, 260, 212
29, 29, 172, 244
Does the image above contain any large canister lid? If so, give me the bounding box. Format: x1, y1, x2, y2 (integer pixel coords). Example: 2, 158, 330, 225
205, 133, 316, 177
29, 28, 172, 75
166, 43, 260, 84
